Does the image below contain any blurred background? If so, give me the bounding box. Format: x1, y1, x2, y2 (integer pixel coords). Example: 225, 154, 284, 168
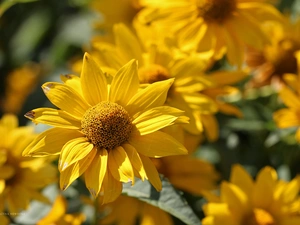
1, 0, 300, 224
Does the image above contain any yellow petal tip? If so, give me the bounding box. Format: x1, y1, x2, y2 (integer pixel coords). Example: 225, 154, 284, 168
42, 83, 54, 94
24, 111, 35, 120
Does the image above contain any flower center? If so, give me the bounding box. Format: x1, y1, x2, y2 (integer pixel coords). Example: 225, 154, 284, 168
138, 64, 175, 97
197, 0, 237, 23
138, 64, 170, 84
81, 101, 133, 150
245, 208, 275, 225
268, 38, 300, 76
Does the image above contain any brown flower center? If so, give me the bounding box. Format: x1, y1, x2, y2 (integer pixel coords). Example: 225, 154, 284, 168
81, 101, 133, 150
197, 0, 237, 23
245, 208, 275, 225
269, 38, 300, 75
138, 64, 175, 97
138, 64, 170, 84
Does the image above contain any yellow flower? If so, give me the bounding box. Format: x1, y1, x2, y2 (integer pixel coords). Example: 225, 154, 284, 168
23, 53, 189, 204
273, 51, 300, 142
202, 164, 300, 225
2, 63, 40, 114
37, 195, 85, 225
98, 195, 173, 225
91, 23, 246, 141
0, 114, 57, 223
136, 0, 284, 66
153, 155, 219, 195
245, 18, 300, 89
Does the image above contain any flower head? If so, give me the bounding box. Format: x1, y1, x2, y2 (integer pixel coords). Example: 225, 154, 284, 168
245, 19, 300, 89
0, 114, 57, 221
23, 53, 189, 204
136, 0, 284, 66
202, 164, 300, 225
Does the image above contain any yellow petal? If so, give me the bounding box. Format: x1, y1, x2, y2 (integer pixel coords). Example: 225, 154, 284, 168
178, 18, 206, 52
37, 195, 66, 225
110, 59, 139, 106
252, 166, 277, 209
273, 108, 300, 128
0, 114, 18, 131
220, 182, 249, 217
60, 74, 83, 96
203, 202, 231, 217
122, 143, 147, 181
59, 137, 95, 171
21, 164, 57, 189
202, 114, 219, 142
182, 93, 218, 113
279, 87, 300, 108
139, 155, 162, 191
25, 108, 81, 129
130, 130, 187, 158
209, 70, 248, 86
7, 185, 30, 212
60, 152, 95, 190
92, 42, 124, 69
85, 149, 108, 198
133, 106, 187, 135
170, 94, 202, 134
140, 203, 173, 225
80, 53, 108, 105
238, 2, 285, 23
42, 82, 90, 119
0, 180, 5, 194
98, 171, 122, 205
7, 126, 35, 157
229, 13, 268, 50
230, 164, 254, 197
23, 128, 83, 157
217, 102, 243, 118
108, 146, 135, 184
280, 176, 300, 203
126, 78, 174, 118
114, 23, 143, 63
222, 23, 244, 67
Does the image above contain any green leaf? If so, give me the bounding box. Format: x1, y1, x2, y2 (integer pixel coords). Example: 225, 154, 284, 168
122, 177, 201, 225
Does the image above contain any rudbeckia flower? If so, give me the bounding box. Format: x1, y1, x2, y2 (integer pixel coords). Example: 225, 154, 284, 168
37, 195, 85, 225
2, 63, 40, 114
273, 51, 300, 142
202, 164, 300, 225
23, 53, 189, 204
0, 114, 57, 225
136, 0, 284, 66
91, 23, 246, 141
245, 19, 300, 89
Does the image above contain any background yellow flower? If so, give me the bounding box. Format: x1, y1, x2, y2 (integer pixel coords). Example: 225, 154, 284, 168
135, 0, 284, 66
0, 114, 57, 223
202, 164, 300, 225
